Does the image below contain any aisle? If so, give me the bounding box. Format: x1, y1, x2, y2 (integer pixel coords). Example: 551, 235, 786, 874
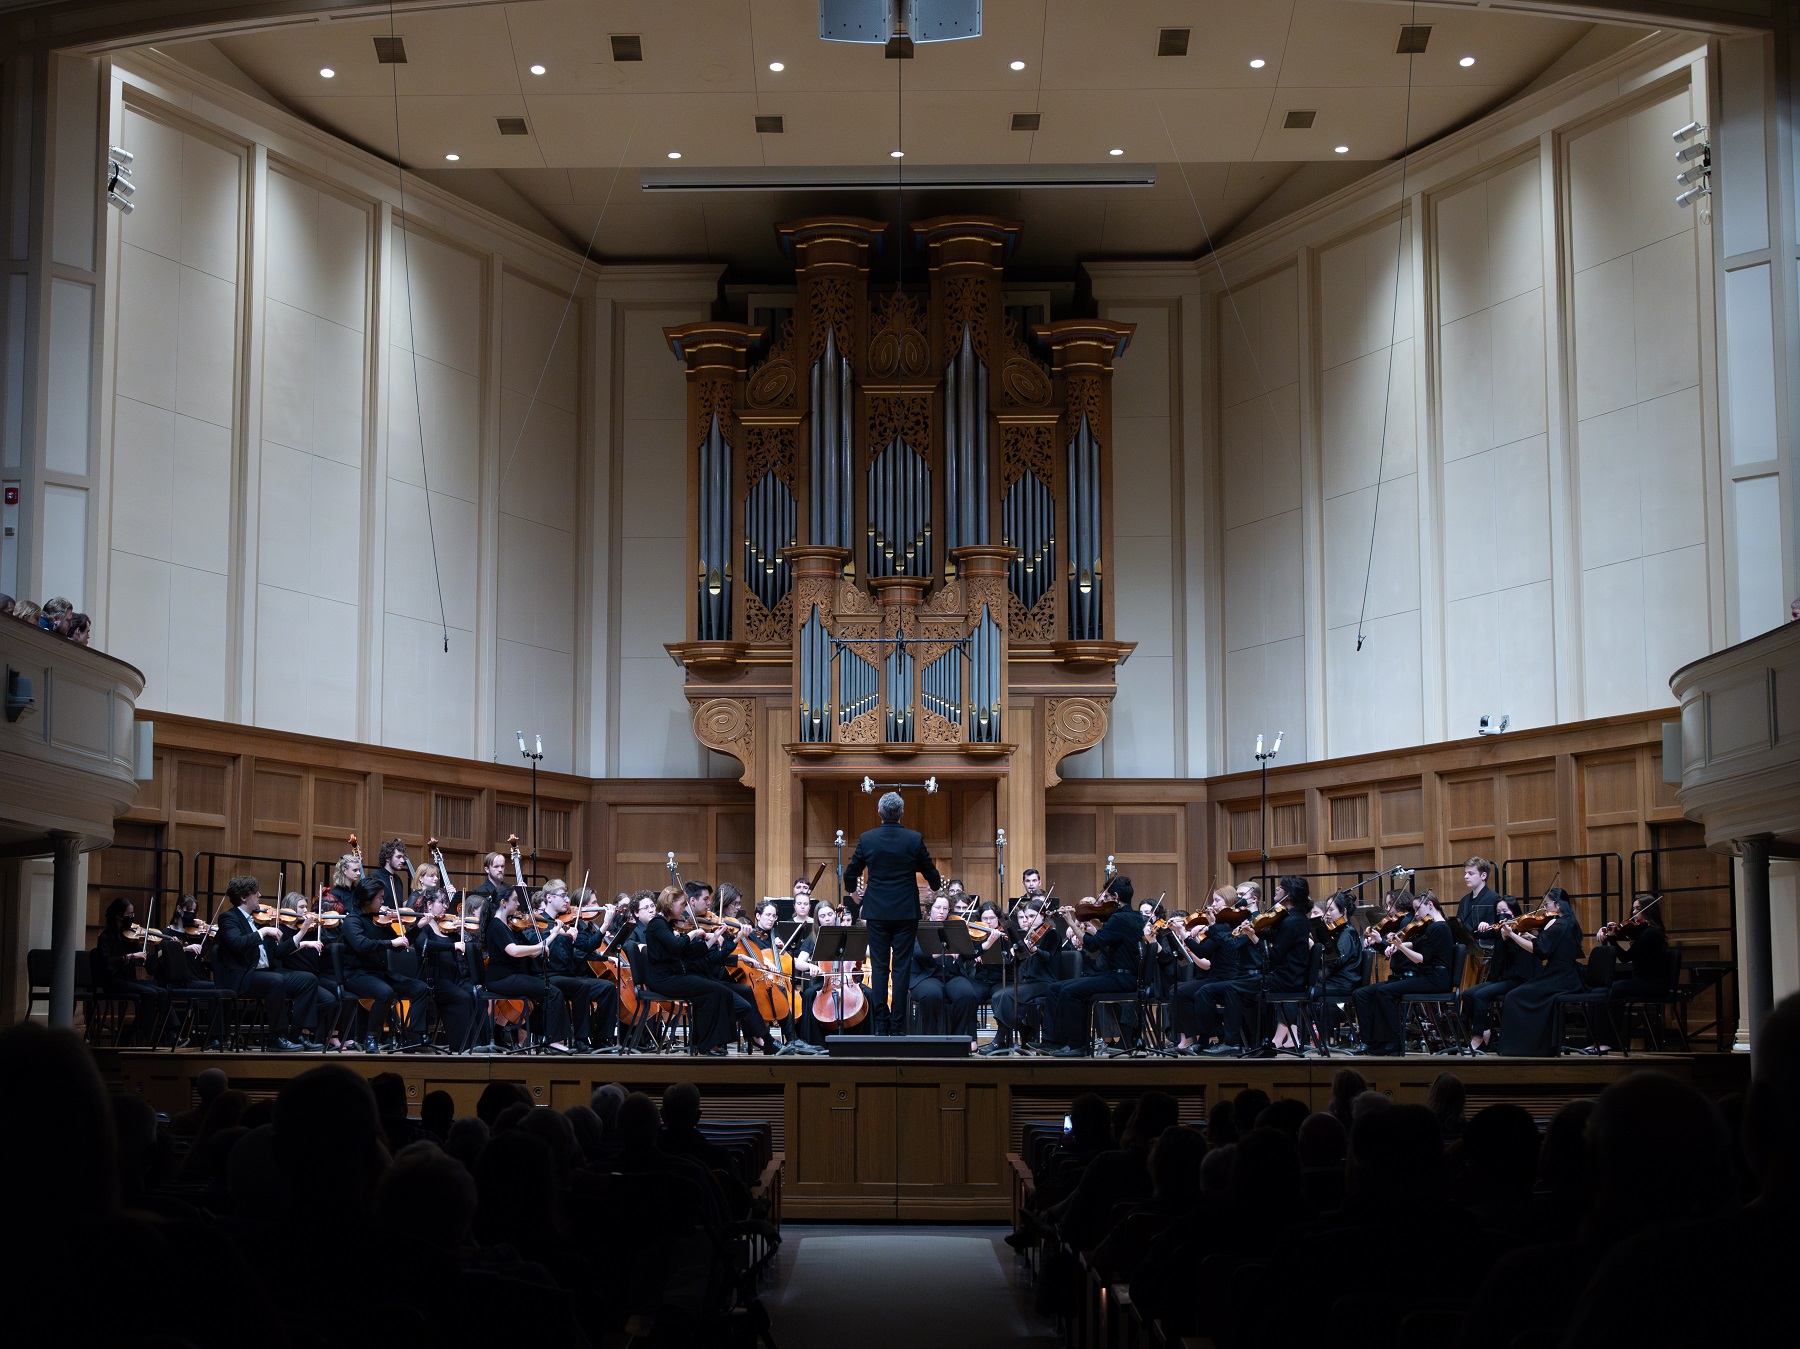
760, 1225, 1057, 1349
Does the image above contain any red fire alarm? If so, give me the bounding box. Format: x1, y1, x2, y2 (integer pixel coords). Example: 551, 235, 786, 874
3, 487, 17, 505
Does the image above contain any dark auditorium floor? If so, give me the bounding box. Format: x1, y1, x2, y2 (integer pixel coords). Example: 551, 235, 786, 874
761, 1224, 1057, 1349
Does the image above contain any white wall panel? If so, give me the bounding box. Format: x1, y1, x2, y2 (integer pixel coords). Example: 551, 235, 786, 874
1732, 474, 1786, 638
1723, 263, 1778, 466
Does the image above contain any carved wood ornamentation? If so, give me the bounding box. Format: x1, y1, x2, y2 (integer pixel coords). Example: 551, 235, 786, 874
743, 590, 793, 645
746, 317, 798, 409
1045, 695, 1111, 786
1007, 588, 1058, 642
1064, 371, 1104, 439
867, 393, 933, 455
837, 706, 883, 745
1001, 423, 1055, 488
917, 706, 963, 745
942, 276, 992, 364
1001, 315, 1053, 407
868, 291, 930, 380
691, 696, 757, 785
808, 276, 857, 362
745, 424, 797, 488
696, 375, 736, 446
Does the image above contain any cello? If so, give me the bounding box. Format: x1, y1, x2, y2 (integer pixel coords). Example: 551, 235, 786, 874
810, 911, 868, 1029
733, 905, 795, 1027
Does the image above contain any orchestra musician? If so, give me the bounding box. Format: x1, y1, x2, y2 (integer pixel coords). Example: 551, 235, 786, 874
1461, 896, 1529, 1054
414, 886, 478, 1052
1460, 856, 1505, 955
965, 897, 1010, 1008
211, 875, 317, 1052
1015, 867, 1049, 910
641, 885, 772, 1056
477, 883, 576, 1054
1350, 888, 1453, 1054
1317, 892, 1366, 1044
341, 877, 430, 1052
1495, 887, 1585, 1057
325, 852, 362, 914
1198, 876, 1311, 1056
370, 838, 411, 913
790, 877, 814, 924
96, 898, 173, 1045
842, 791, 943, 1036
276, 892, 351, 1050
910, 894, 984, 1046
1595, 893, 1672, 1053
541, 891, 621, 1052
1045, 876, 1143, 1057
985, 902, 1063, 1054
1172, 889, 1248, 1053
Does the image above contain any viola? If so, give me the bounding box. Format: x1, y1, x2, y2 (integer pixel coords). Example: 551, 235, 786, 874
122, 923, 164, 945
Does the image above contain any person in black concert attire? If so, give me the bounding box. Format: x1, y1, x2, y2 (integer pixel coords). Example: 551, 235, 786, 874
739, 900, 813, 1051
155, 894, 233, 1042
340, 877, 431, 1052
1317, 892, 1366, 1043
1462, 896, 1529, 1054
211, 875, 317, 1050
1458, 855, 1504, 956
277, 893, 351, 1050
641, 885, 772, 1055
1209, 875, 1312, 1056
963, 898, 1009, 1014
1495, 886, 1585, 1057
985, 901, 1063, 1053
1594, 893, 1672, 1053
910, 894, 984, 1044
370, 838, 411, 913
842, 790, 943, 1035
325, 851, 362, 914
1350, 888, 1453, 1054
540, 891, 620, 1052
96, 898, 173, 1044
1172, 889, 1246, 1052
414, 887, 478, 1052
464, 849, 509, 918
1046, 876, 1144, 1056
477, 882, 574, 1053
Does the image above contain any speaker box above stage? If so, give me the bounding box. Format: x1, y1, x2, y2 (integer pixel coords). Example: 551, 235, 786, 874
826, 1035, 970, 1058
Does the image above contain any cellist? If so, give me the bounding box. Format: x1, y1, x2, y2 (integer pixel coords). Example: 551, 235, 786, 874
741, 901, 814, 1051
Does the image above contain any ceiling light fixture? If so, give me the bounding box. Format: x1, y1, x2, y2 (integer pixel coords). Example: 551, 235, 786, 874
1249, 58, 1265, 69
667, 150, 682, 159
1109, 147, 1124, 156
1334, 145, 1349, 154
642, 163, 1157, 192
1459, 56, 1475, 67
1010, 60, 1026, 71
530, 63, 546, 75
319, 66, 335, 79
444, 152, 460, 161
890, 149, 905, 158
769, 61, 784, 72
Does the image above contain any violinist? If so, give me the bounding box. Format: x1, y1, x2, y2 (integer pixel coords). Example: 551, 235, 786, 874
1461, 896, 1530, 1054
912, 894, 984, 1046
965, 898, 1010, 1007
96, 897, 173, 1045
985, 902, 1063, 1053
1172, 889, 1247, 1053
415, 886, 478, 1052
340, 877, 431, 1052
211, 875, 317, 1051
477, 884, 576, 1053
1495, 887, 1585, 1057
642, 885, 772, 1056
541, 892, 621, 1052
1596, 893, 1672, 1052
1317, 893, 1366, 1043
1460, 856, 1504, 954
685, 881, 715, 924
1350, 888, 1453, 1055
1045, 876, 1144, 1057
277, 892, 351, 1050
791, 902, 831, 1046
1208, 875, 1312, 1056
155, 893, 231, 1039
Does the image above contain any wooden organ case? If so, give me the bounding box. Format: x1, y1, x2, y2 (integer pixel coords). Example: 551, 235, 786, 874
666, 217, 1134, 900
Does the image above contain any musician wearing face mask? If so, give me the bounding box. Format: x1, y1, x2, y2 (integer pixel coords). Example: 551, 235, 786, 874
97, 898, 173, 1045
1172, 890, 1247, 1053
1045, 877, 1143, 1057
341, 877, 431, 1052
1462, 896, 1529, 1055
984, 902, 1063, 1053
415, 887, 478, 1052
541, 892, 621, 1053
1351, 889, 1453, 1055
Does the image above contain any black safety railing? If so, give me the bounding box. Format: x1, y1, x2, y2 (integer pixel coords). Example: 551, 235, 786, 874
308, 859, 550, 905
1500, 852, 1625, 930
1631, 843, 1739, 1050
90, 844, 184, 924
1253, 866, 1388, 916
192, 851, 304, 917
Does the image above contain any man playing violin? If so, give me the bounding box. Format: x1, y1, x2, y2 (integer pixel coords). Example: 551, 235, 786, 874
212, 875, 317, 1052
541, 891, 621, 1052
1045, 877, 1144, 1057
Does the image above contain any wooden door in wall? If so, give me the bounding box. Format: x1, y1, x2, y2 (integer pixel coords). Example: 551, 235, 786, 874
800, 779, 998, 911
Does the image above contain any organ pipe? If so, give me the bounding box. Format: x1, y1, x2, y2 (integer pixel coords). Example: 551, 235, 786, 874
698, 413, 731, 639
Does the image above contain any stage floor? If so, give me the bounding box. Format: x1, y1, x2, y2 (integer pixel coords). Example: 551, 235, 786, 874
96, 1045, 1746, 1220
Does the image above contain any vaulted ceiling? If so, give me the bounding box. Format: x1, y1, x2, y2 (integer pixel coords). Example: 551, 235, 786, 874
160, 1, 1653, 280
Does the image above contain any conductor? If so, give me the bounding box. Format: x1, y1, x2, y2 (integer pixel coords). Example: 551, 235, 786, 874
842, 791, 942, 1035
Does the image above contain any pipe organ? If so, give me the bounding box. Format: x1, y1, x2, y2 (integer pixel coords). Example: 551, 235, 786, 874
666, 217, 1135, 898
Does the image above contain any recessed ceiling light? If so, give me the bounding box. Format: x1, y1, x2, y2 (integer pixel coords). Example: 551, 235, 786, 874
1109, 147, 1124, 156
529, 63, 546, 75
667, 151, 682, 159
768, 61, 784, 72
444, 153, 460, 161
1334, 145, 1349, 154
1249, 58, 1265, 69
890, 149, 905, 158
319, 67, 335, 78
1010, 60, 1026, 71
1459, 55, 1476, 67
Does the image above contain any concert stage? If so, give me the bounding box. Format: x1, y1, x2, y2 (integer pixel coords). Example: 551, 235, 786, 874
95, 1046, 1747, 1222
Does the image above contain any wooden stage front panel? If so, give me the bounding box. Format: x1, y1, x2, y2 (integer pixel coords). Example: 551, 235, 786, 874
96, 1049, 1747, 1221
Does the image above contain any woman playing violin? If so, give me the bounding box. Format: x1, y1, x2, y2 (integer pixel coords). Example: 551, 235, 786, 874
1317, 893, 1367, 1044
1461, 896, 1530, 1054
277, 892, 351, 1050
642, 885, 772, 1056
477, 884, 575, 1053
1351, 888, 1455, 1055
1172, 889, 1247, 1053
1594, 893, 1671, 1053
97, 897, 174, 1045
540, 891, 621, 1052
414, 886, 478, 1052
911, 894, 985, 1049
985, 902, 1064, 1053
341, 877, 432, 1053
1495, 887, 1585, 1057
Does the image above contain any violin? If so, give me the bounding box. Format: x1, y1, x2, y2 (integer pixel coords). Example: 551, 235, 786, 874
122, 923, 164, 945
1498, 911, 1550, 936
1059, 895, 1122, 925
1252, 910, 1282, 933
1216, 905, 1252, 927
